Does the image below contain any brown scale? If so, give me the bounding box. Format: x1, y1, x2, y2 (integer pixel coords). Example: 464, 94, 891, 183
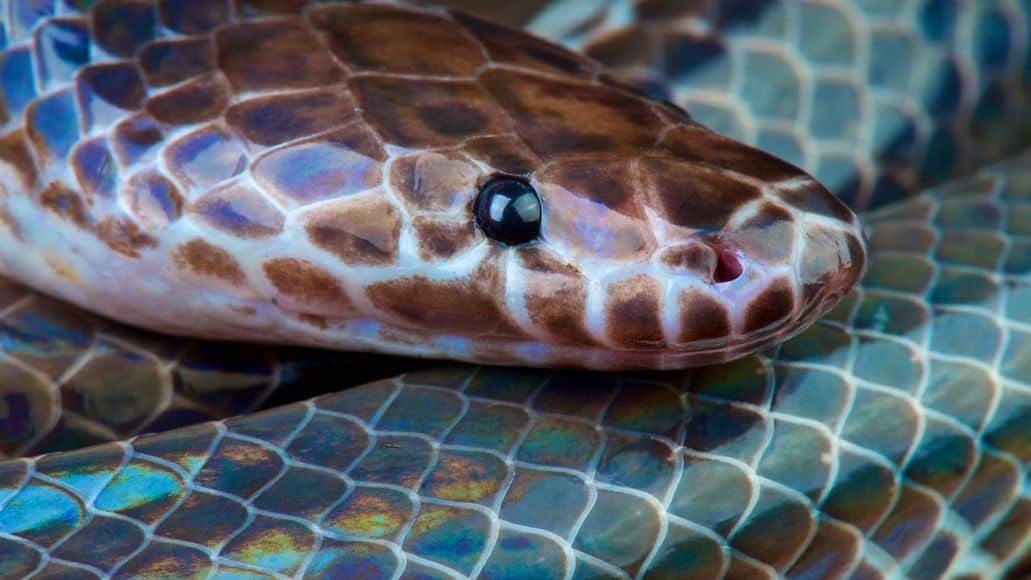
462, 135, 541, 175
517, 248, 594, 346
539, 157, 644, 218
351, 76, 513, 148
146, 74, 230, 125
94, 216, 158, 258
640, 155, 762, 230
225, 88, 359, 149
111, 113, 164, 167
778, 181, 858, 225
605, 275, 665, 348
37, 180, 157, 258
77, 62, 146, 114
365, 258, 527, 339
139, 37, 216, 88
171, 239, 246, 286
676, 288, 732, 345
156, 0, 229, 33
215, 18, 344, 91
658, 124, 805, 182
454, 11, 600, 77
410, 214, 481, 262
743, 278, 796, 333
481, 69, 666, 157
307, 4, 487, 77
0, 130, 36, 191
91, 0, 156, 57
263, 257, 353, 318
799, 226, 866, 305
302, 191, 402, 266
389, 150, 480, 212
658, 240, 718, 279
38, 182, 92, 230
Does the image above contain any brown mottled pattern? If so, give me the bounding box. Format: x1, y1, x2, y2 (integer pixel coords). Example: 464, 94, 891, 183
171, 239, 246, 285
3, 1, 1025, 577
0, 0, 863, 370
263, 257, 353, 317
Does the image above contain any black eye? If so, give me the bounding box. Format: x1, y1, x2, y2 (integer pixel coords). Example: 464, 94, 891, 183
474, 176, 541, 245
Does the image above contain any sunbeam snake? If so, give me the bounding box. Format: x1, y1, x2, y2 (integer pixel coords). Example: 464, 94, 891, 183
0, 0, 1028, 578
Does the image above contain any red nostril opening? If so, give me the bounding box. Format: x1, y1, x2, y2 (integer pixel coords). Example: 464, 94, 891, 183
713, 247, 743, 283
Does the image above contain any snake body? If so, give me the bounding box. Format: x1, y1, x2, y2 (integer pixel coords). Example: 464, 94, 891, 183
0, 0, 1028, 578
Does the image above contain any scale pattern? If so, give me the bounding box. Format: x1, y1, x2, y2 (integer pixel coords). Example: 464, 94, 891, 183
0, 151, 1028, 577
0, 280, 438, 460
0, 0, 864, 370
530, 0, 1031, 210
0, 283, 282, 458
0, 0, 1027, 578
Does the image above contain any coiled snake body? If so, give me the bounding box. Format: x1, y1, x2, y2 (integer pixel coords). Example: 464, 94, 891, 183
0, 0, 1028, 578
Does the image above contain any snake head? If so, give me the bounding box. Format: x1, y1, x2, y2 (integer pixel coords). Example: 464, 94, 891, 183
298, 6, 865, 369
211, 4, 864, 368
5, 2, 863, 370
510, 120, 867, 368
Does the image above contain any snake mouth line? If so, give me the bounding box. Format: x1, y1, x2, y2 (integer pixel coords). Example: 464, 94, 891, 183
565, 287, 845, 368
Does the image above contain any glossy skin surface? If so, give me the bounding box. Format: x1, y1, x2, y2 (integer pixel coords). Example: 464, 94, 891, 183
0, 0, 1028, 578
0, 157, 1028, 577
0, 0, 863, 370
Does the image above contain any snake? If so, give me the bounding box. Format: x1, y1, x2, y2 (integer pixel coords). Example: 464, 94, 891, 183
0, 0, 1027, 578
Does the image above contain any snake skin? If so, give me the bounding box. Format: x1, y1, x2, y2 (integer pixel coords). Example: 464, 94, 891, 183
0, 0, 1027, 578
0, 154, 1029, 577
529, 0, 1031, 211
0, 280, 439, 459
0, 0, 864, 370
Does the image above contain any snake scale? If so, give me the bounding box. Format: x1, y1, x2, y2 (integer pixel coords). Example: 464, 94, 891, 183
0, 0, 1028, 578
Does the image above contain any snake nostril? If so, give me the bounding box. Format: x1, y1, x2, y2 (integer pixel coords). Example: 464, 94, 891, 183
713, 248, 742, 283
659, 241, 743, 283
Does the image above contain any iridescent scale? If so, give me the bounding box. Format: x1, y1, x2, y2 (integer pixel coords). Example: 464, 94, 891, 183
0, 0, 1027, 578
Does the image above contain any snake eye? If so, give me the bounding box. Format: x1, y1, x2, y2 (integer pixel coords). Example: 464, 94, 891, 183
474, 176, 541, 245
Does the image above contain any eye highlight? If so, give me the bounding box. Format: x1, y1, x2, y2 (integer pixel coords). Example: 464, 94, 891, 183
474, 176, 541, 245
